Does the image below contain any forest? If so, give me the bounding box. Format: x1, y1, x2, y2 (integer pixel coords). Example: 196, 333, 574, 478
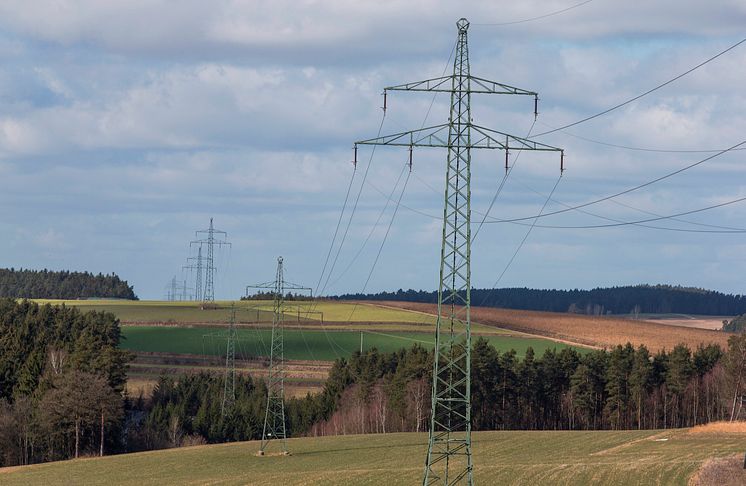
0, 299, 130, 466
0, 268, 137, 300
2, 298, 746, 468
116, 335, 746, 450
337, 284, 746, 316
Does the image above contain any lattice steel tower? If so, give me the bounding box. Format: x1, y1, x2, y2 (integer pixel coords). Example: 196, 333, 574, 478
222, 303, 237, 416
183, 246, 204, 301
191, 218, 230, 302
247, 257, 311, 455
356, 18, 564, 485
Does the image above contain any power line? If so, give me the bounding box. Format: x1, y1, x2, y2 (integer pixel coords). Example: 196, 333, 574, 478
479, 174, 563, 306
484, 139, 746, 223
474, 0, 596, 27
539, 120, 746, 154
511, 193, 746, 232
341, 162, 412, 326
313, 168, 356, 296
316, 112, 387, 299
472, 117, 537, 243
327, 162, 409, 290
511, 177, 746, 232
532, 37, 746, 137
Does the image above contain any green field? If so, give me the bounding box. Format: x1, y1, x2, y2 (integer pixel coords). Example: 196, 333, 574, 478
32, 300, 438, 325
121, 326, 574, 361
2, 428, 742, 485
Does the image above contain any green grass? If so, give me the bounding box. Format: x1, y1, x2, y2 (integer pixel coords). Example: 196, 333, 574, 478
2, 429, 743, 485
121, 326, 574, 361
32, 300, 437, 324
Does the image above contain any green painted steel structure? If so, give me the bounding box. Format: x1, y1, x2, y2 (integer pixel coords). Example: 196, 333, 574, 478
221, 304, 237, 417
356, 18, 564, 485
247, 257, 311, 455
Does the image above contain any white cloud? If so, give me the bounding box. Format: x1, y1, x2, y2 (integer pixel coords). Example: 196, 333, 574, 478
0, 1, 745, 297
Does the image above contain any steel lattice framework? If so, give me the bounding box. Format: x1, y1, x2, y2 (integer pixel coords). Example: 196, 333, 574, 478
191, 218, 230, 302
247, 257, 311, 455
356, 18, 564, 485
183, 246, 204, 302
222, 304, 237, 416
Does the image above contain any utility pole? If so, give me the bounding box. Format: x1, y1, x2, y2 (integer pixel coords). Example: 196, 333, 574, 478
191, 218, 230, 302
183, 246, 204, 301
222, 303, 237, 417
356, 18, 564, 485
247, 257, 312, 456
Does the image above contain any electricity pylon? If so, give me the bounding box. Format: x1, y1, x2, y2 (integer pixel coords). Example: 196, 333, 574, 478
356, 18, 564, 485
165, 277, 191, 301
222, 303, 237, 417
191, 218, 230, 302
165, 276, 179, 301
247, 256, 311, 455
183, 246, 204, 301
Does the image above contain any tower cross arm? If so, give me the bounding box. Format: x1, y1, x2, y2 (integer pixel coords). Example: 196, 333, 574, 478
384, 75, 537, 96
355, 123, 563, 152
192, 238, 231, 247
246, 281, 278, 292
471, 124, 563, 152
385, 75, 453, 93
280, 282, 313, 293
468, 76, 537, 96
356, 124, 451, 148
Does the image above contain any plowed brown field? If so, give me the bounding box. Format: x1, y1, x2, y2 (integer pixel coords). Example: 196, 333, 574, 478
375, 301, 733, 352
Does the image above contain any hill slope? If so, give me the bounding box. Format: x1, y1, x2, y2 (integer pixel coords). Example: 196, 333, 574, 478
380, 301, 733, 352
2, 428, 744, 485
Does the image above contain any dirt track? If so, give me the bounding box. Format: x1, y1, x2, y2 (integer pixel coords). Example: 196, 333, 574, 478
375, 301, 734, 352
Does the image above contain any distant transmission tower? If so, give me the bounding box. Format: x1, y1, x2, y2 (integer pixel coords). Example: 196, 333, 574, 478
166, 276, 179, 301
183, 246, 204, 301
222, 303, 237, 416
191, 218, 230, 302
356, 18, 564, 485
247, 256, 311, 455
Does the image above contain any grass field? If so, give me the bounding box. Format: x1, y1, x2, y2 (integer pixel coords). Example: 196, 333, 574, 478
121, 326, 575, 361
3, 427, 744, 485
32, 299, 438, 325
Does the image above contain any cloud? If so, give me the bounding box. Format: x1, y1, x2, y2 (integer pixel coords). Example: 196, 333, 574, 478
0, 1, 745, 297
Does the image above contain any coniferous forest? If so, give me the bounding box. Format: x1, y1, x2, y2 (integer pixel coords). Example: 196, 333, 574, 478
337, 284, 746, 316
0, 268, 137, 300
2, 299, 746, 468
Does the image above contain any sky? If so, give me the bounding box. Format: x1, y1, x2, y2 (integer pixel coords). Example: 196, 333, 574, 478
0, 1, 745, 300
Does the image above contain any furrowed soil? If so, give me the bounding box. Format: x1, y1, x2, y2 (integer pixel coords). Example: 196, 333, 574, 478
3, 427, 745, 485
377, 301, 733, 352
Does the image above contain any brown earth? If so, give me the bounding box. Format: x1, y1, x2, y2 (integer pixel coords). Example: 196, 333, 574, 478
640, 317, 728, 331
689, 454, 746, 486
126, 352, 332, 398
374, 301, 734, 353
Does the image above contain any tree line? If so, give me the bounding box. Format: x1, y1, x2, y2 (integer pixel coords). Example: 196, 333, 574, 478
0, 268, 137, 300
115, 336, 746, 449
336, 284, 746, 316
0, 299, 130, 466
